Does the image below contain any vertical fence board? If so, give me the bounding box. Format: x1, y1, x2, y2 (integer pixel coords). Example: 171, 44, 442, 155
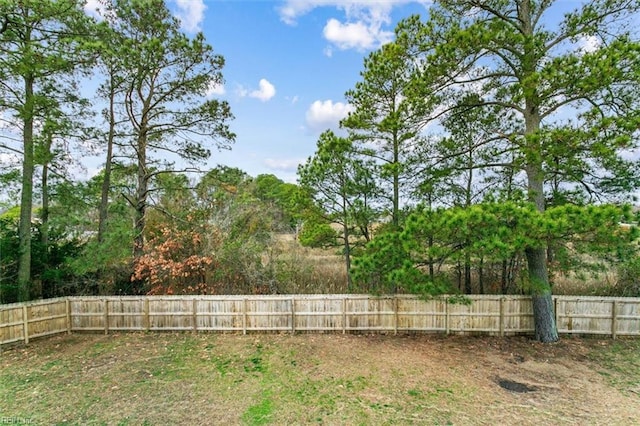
22, 305, 28, 344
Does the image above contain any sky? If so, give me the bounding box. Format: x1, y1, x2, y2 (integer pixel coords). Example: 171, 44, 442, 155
77, 0, 633, 185
82, 0, 433, 183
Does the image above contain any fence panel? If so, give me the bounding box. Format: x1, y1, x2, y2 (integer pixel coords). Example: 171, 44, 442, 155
70, 298, 106, 331
246, 296, 292, 331
197, 297, 244, 331
0, 303, 26, 344
27, 299, 68, 339
3, 294, 640, 345
148, 298, 194, 331
396, 297, 446, 332
294, 296, 344, 332
346, 296, 396, 332
615, 299, 640, 336
1, 298, 68, 344
503, 296, 535, 334
107, 298, 145, 331
556, 296, 640, 337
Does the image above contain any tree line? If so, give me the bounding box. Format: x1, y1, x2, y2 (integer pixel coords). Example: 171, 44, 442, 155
1, 1, 639, 344
298, 0, 640, 343
1, 0, 233, 301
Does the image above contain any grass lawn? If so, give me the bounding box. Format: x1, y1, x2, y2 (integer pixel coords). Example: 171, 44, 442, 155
1, 332, 639, 425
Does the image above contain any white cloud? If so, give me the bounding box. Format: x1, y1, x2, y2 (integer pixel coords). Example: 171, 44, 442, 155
285, 95, 300, 105
577, 35, 601, 53
279, 1, 401, 25
249, 79, 276, 102
85, 0, 206, 29
323, 18, 393, 51
235, 84, 249, 98
83, 0, 105, 19
264, 158, 303, 172
305, 99, 354, 132
278, 0, 323, 25
279, 1, 430, 51
174, 0, 207, 33
206, 81, 226, 97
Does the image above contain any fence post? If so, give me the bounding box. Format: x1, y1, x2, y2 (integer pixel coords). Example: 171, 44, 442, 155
499, 297, 505, 337
66, 298, 71, 335
22, 304, 29, 344
554, 297, 559, 331
342, 296, 347, 334
192, 298, 198, 333
394, 296, 399, 336
242, 298, 247, 335
104, 299, 109, 335
445, 298, 450, 335
291, 297, 296, 334
611, 300, 618, 339
144, 298, 150, 331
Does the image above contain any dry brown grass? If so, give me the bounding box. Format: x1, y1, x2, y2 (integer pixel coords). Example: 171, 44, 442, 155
2, 333, 639, 425
552, 270, 619, 296
267, 238, 349, 294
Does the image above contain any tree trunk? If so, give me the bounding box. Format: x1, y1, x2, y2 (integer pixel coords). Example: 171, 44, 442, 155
501, 259, 508, 293
478, 257, 484, 294
524, 161, 558, 341
37, 162, 49, 299
428, 234, 434, 281
519, 0, 558, 343
98, 71, 117, 243
464, 255, 472, 294
343, 221, 352, 291
134, 132, 147, 260
41, 164, 49, 250
526, 246, 558, 342
17, 74, 35, 302
393, 133, 400, 229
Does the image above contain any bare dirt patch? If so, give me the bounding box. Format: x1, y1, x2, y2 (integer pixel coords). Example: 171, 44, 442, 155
1, 333, 639, 425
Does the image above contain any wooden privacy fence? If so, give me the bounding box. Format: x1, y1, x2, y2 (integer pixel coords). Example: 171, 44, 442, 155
1, 294, 640, 345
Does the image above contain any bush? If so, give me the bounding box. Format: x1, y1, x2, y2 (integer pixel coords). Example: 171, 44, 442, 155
612, 257, 640, 297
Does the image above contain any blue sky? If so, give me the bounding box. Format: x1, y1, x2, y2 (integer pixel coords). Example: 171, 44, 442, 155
77, 0, 618, 185
142, 0, 432, 183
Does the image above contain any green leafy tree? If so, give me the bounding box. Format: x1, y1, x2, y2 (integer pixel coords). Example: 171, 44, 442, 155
402, 0, 640, 342
105, 0, 235, 259
64, 167, 136, 295
251, 174, 309, 232
0, 0, 97, 300
34, 93, 94, 300
92, 6, 127, 245
0, 213, 19, 303
298, 130, 378, 289
196, 166, 251, 211
434, 95, 511, 292
378, 202, 638, 299
342, 40, 436, 229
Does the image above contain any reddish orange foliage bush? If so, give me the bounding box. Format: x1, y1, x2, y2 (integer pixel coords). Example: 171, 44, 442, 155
132, 228, 218, 295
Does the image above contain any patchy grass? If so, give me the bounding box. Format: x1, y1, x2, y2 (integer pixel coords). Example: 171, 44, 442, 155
587, 338, 640, 395
1, 333, 640, 425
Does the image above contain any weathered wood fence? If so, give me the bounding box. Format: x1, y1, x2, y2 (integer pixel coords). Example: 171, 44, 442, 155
1, 295, 639, 345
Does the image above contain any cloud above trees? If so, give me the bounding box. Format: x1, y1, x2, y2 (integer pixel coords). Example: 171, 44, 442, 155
305, 99, 353, 132
173, 0, 207, 33
236, 79, 276, 102
278, 0, 429, 53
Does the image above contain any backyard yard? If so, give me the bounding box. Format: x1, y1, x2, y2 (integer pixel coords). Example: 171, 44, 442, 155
1, 333, 639, 425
